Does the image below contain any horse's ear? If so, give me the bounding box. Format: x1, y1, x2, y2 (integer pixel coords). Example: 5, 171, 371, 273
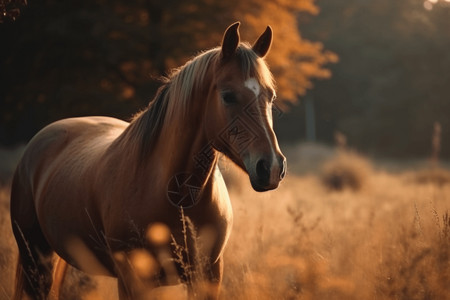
221, 22, 240, 61
252, 26, 273, 58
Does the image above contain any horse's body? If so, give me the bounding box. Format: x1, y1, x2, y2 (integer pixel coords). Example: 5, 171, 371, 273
11, 22, 286, 299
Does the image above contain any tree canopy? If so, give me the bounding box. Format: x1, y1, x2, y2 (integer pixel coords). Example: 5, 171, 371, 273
4, 0, 446, 159
296, 0, 450, 158
0, 0, 334, 145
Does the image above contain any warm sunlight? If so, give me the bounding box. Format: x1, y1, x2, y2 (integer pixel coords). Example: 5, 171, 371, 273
1, 0, 450, 299
424, 1, 433, 10
424, 0, 450, 10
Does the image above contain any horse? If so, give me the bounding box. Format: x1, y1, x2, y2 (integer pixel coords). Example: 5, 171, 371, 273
10, 22, 286, 300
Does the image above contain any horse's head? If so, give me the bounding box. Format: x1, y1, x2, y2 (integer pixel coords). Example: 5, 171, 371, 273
205, 22, 286, 192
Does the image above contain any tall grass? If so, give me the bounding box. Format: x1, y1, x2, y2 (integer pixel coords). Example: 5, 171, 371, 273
0, 185, 15, 299
0, 144, 449, 299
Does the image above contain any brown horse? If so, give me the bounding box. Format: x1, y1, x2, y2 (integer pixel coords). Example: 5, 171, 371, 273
10, 22, 286, 299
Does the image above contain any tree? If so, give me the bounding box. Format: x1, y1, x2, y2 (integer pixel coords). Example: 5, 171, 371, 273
0, 0, 26, 22
300, 0, 450, 158
0, 0, 334, 145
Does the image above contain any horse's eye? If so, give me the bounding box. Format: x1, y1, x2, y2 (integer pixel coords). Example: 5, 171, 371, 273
221, 91, 238, 105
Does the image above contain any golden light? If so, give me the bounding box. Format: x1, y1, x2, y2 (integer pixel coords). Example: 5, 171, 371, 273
146, 222, 171, 246
423, 1, 433, 10
129, 249, 158, 279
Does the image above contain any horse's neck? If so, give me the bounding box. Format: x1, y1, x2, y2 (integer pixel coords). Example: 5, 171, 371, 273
153, 113, 218, 184
110, 98, 217, 192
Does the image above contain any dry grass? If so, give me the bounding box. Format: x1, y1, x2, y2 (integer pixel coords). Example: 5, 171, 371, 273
1, 143, 449, 299
0, 186, 15, 299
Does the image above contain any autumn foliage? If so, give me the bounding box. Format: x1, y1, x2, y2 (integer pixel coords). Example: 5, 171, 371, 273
0, 0, 335, 145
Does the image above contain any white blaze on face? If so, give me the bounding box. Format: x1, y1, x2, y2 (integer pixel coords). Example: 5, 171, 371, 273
244, 77, 261, 98
244, 77, 278, 179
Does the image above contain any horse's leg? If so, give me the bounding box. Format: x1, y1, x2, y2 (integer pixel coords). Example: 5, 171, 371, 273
48, 256, 68, 300
206, 256, 223, 300
11, 220, 55, 300
115, 253, 141, 300
115, 252, 162, 300
11, 176, 55, 300
117, 278, 132, 300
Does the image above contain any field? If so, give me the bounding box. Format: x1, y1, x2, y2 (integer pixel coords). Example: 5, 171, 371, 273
0, 143, 449, 299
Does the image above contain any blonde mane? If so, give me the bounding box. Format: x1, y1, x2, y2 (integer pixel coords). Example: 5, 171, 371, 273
124, 43, 275, 158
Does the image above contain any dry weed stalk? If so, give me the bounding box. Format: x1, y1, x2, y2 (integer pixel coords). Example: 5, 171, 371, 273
170, 208, 211, 299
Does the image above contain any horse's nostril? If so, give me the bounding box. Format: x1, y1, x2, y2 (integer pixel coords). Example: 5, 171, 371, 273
256, 159, 271, 182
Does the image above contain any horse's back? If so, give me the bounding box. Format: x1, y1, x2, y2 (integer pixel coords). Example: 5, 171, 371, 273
19, 116, 127, 177
28, 116, 128, 154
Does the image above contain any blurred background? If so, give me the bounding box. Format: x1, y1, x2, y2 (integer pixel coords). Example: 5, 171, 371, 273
1, 2, 450, 299
1, 0, 449, 159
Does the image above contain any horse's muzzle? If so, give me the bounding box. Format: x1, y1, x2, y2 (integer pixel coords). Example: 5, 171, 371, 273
250, 154, 286, 192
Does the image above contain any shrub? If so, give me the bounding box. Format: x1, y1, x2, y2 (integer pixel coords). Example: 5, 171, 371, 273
320, 150, 373, 191
414, 167, 450, 186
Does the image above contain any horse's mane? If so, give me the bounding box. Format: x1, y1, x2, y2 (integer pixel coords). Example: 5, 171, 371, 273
124, 43, 275, 158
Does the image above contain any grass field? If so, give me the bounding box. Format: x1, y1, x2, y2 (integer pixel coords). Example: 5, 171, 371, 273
0, 143, 449, 299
